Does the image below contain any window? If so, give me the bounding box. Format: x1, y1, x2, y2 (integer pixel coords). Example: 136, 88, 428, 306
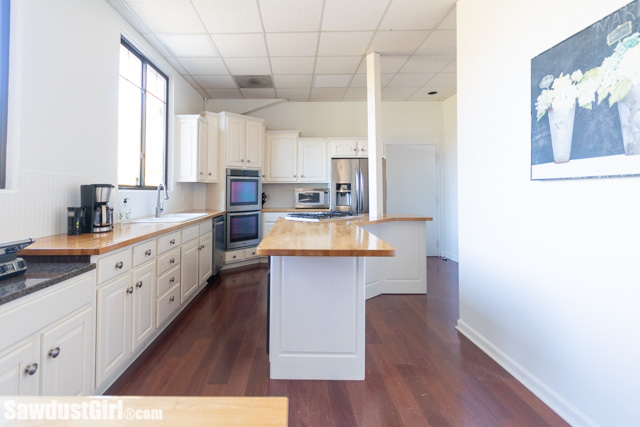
0, 0, 10, 189
118, 38, 168, 189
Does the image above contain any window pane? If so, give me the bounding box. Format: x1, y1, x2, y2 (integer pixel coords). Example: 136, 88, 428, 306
146, 65, 166, 102
117, 77, 142, 186
119, 44, 142, 88
144, 93, 166, 187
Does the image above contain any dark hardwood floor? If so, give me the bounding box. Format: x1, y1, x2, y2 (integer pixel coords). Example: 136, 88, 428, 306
107, 258, 568, 426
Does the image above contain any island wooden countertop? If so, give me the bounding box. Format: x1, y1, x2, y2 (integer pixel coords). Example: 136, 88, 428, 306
19, 210, 225, 256
257, 213, 432, 257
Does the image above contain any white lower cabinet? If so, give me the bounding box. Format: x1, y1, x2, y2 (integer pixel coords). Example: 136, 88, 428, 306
156, 283, 181, 327
198, 232, 213, 285
131, 261, 156, 351
0, 271, 94, 396
181, 239, 199, 302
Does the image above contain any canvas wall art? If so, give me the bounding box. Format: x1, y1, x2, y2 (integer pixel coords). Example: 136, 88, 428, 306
531, 0, 640, 180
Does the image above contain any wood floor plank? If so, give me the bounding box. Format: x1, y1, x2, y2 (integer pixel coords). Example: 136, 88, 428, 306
107, 258, 568, 427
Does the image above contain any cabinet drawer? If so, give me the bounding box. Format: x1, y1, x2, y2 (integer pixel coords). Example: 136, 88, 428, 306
156, 283, 180, 327
181, 225, 199, 243
199, 219, 213, 235
132, 239, 156, 267
97, 248, 132, 285
157, 247, 181, 276
225, 250, 245, 263
157, 265, 180, 297
157, 231, 181, 255
244, 247, 258, 259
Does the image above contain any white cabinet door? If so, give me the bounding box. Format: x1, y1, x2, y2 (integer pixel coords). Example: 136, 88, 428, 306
198, 232, 213, 285
40, 306, 92, 396
0, 337, 39, 395
356, 140, 368, 157
176, 115, 207, 182
205, 112, 219, 182
181, 239, 199, 301
197, 118, 209, 182
330, 140, 358, 157
266, 132, 298, 182
225, 115, 246, 167
131, 261, 156, 352
245, 120, 263, 169
298, 139, 327, 182
96, 274, 131, 387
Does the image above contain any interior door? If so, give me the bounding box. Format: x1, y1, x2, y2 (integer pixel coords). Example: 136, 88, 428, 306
386, 144, 439, 255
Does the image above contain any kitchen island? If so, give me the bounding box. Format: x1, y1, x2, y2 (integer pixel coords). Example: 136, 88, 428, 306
257, 214, 431, 380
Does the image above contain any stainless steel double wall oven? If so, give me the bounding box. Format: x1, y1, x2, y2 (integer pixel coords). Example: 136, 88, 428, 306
225, 169, 261, 250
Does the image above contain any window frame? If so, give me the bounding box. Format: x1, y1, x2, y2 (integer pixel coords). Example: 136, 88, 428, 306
118, 37, 169, 191
0, 0, 10, 189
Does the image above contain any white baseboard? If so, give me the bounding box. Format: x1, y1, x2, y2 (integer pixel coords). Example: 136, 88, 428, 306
440, 251, 458, 262
455, 319, 596, 427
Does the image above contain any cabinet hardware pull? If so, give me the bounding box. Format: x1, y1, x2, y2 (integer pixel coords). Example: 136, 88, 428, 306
169, 277, 175, 283
232, 255, 237, 259
136, 281, 143, 288
49, 347, 61, 359
25, 363, 38, 375
170, 239, 176, 245
208, 172, 212, 176
169, 296, 175, 302
247, 160, 250, 163
240, 159, 244, 162
170, 258, 175, 264
353, 148, 357, 151
200, 172, 203, 175
127, 287, 134, 294
294, 174, 297, 178
145, 249, 152, 256
301, 175, 304, 178
115, 261, 123, 269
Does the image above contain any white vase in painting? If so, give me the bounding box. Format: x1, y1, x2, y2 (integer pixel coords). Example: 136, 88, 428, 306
617, 84, 640, 155
547, 101, 576, 163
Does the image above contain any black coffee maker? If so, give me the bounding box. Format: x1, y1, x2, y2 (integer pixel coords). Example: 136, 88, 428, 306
81, 184, 114, 233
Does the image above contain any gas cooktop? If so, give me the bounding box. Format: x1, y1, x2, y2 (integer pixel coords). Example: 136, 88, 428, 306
284, 211, 362, 222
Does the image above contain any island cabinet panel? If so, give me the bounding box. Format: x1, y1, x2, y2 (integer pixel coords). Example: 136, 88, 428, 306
269, 256, 365, 380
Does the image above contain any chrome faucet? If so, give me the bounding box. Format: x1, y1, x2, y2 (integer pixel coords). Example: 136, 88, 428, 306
155, 182, 169, 217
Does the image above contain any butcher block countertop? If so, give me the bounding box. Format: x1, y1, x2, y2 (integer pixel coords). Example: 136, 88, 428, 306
257, 213, 432, 257
19, 210, 225, 256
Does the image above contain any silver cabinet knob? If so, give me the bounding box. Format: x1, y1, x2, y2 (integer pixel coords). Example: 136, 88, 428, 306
353, 148, 357, 152
170, 239, 176, 245
169, 277, 175, 284
126, 287, 134, 294
208, 172, 212, 176
136, 280, 143, 288
240, 159, 244, 162
232, 255, 237, 259
49, 347, 61, 359
169, 296, 175, 302
301, 175, 304, 178
25, 363, 38, 376
200, 172, 203, 175
247, 159, 250, 163
115, 261, 124, 269
169, 258, 175, 264
145, 249, 152, 256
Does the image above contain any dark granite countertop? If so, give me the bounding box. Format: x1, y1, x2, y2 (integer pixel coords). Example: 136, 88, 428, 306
0, 261, 96, 306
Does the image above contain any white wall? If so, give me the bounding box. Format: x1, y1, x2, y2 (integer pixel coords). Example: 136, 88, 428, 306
0, 0, 204, 241
442, 94, 458, 261
457, 1, 640, 425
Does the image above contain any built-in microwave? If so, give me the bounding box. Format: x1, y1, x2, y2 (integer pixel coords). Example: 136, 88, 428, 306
295, 188, 330, 209
226, 211, 261, 250
226, 169, 262, 212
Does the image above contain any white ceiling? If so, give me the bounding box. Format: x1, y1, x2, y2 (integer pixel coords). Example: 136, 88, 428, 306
107, 0, 457, 102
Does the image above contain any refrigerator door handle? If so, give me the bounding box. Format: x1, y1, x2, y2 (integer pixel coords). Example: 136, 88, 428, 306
359, 167, 365, 213
354, 167, 359, 212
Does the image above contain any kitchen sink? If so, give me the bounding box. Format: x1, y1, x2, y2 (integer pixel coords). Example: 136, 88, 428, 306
131, 213, 209, 223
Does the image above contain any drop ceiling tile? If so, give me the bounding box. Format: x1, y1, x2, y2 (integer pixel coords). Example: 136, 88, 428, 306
165, 57, 188, 74
157, 34, 219, 57
415, 30, 456, 55
270, 57, 316, 74
276, 88, 311, 99
400, 55, 455, 73
178, 57, 228, 75
193, 75, 237, 89
266, 33, 319, 57
313, 74, 353, 88
225, 57, 271, 75
240, 88, 277, 98
310, 87, 347, 99
318, 32, 374, 56
441, 59, 456, 73
343, 87, 366, 99
437, 7, 456, 30
350, 73, 394, 88
382, 87, 417, 99
314, 56, 361, 74
379, 0, 455, 30
273, 75, 313, 88
259, 0, 323, 32
321, 0, 390, 31
211, 34, 268, 58
143, 33, 174, 57
368, 31, 430, 55
426, 72, 456, 86
411, 86, 456, 100
356, 55, 409, 74
124, 0, 206, 33
386, 73, 435, 87
206, 88, 243, 99
192, 0, 263, 33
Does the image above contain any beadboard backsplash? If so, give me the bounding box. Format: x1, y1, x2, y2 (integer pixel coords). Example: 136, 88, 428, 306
262, 183, 329, 209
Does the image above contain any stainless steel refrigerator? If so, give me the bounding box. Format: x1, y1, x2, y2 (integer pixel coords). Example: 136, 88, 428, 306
330, 158, 386, 213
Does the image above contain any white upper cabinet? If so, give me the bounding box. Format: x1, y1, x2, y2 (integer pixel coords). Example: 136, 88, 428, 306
176, 114, 218, 183
265, 131, 299, 182
298, 138, 328, 182
328, 138, 386, 158
220, 112, 265, 170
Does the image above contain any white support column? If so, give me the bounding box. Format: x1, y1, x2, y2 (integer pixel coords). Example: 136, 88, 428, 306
366, 52, 383, 218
